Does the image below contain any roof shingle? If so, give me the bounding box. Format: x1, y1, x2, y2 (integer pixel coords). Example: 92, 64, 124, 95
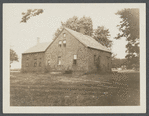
65, 27, 111, 53
23, 27, 111, 54
23, 42, 50, 54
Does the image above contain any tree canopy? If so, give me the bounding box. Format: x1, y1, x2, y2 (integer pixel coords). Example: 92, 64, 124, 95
20, 9, 43, 23
54, 16, 112, 48
115, 8, 139, 69
54, 16, 93, 39
10, 49, 19, 65
93, 26, 112, 48
112, 58, 127, 69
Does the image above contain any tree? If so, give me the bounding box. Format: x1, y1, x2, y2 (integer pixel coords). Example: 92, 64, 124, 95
112, 58, 127, 69
20, 9, 43, 23
111, 53, 117, 60
93, 26, 112, 48
115, 8, 139, 69
10, 49, 19, 67
53, 16, 93, 39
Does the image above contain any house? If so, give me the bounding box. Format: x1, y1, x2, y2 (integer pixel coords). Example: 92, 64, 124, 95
22, 27, 112, 73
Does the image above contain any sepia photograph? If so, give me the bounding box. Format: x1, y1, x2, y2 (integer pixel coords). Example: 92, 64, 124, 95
3, 3, 146, 113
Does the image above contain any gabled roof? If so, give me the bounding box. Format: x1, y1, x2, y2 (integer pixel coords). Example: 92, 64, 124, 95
23, 42, 51, 54
64, 27, 111, 53
22, 27, 111, 54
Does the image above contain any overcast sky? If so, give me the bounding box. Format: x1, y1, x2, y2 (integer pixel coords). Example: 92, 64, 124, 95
3, 3, 142, 69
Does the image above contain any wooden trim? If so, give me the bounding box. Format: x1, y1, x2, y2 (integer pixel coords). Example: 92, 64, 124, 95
22, 51, 45, 55
87, 46, 112, 54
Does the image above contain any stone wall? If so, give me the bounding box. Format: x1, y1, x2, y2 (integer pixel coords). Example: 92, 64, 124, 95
87, 48, 112, 73
22, 52, 45, 73
45, 29, 88, 72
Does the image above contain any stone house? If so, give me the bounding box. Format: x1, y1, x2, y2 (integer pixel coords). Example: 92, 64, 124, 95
22, 27, 112, 73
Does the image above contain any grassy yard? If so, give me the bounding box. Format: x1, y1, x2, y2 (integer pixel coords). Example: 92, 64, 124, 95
10, 71, 140, 106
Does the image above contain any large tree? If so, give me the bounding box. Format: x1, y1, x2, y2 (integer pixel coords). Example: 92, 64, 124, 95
20, 9, 43, 23
93, 26, 112, 48
53, 16, 93, 39
115, 8, 139, 69
10, 49, 19, 67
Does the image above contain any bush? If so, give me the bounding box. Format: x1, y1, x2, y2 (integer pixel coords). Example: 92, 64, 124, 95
64, 70, 73, 74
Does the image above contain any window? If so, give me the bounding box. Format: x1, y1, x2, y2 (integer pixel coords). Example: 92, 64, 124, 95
94, 55, 96, 64
58, 56, 61, 65
74, 55, 77, 59
63, 40, 66, 47
73, 55, 77, 65
39, 62, 41, 67
34, 59, 37, 67
59, 41, 62, 47
73, 59, 77, 65
34, 62, 37, 67
63, 33, 66, 37
47, 60, 50, 65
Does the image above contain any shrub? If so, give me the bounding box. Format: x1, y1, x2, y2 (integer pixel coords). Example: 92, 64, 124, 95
64, 70, 72, 74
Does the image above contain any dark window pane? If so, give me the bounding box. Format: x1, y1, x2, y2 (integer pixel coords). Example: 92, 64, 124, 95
73, 60, 77, 65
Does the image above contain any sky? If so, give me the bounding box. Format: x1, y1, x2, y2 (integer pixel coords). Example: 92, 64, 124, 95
3, 3, 141, 69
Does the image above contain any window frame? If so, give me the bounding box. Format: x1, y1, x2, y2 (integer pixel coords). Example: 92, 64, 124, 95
73, 59, 77, 65
58, 56, 61, 65
59, 41, 62, 47
73, 55, 77, 65
47, 60, 50, 65
63, 40, 66, 47
63, 33, 66, 38
34, 59, 37, 67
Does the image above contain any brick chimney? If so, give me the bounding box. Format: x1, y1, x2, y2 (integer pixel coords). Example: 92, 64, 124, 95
37, 37, 40, 44
79, 27, 85, 35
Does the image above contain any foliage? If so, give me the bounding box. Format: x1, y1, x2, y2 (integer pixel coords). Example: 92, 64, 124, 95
93, 26, 112, 48
64, 70, 73, 74
10, 49, 19, 65
53, 16, 112, 49
20, 9, 43, 23
115, 8, 139, 69
112, 58, 127, 69
111, 53, 117, 60
53, 16, 93, 39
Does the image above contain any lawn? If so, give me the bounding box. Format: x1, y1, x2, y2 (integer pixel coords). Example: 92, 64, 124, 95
10, 71, 140, 106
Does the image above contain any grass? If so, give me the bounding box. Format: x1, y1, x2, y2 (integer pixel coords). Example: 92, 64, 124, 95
10, 71, 140, 106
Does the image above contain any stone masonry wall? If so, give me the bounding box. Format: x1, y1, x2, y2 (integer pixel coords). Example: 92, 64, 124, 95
87, 48, 112, 73
22, 52, 45, 73
45, 29, 88, 72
